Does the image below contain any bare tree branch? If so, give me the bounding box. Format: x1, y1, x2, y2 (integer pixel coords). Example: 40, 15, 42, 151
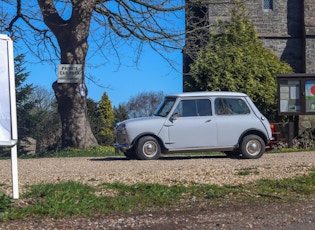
6, 0, 184, 67
93, 1, 184, 47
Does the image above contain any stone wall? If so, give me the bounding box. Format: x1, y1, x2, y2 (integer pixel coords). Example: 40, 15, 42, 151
188, 0, 314, 73
206, 0, 305, 72
305, 0, 315, 73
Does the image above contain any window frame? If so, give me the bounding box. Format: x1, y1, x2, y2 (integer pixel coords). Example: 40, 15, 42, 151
214, 97, 251, 116
263, 0, 273, 11
173, 98, 212, 117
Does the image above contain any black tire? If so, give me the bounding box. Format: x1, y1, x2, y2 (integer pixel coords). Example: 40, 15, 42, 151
123, 148, 137, 160
136, 136, 161, 160
240, 134, 265, 159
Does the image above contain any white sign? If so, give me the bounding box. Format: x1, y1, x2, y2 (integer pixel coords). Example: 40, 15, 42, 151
58, 64, 82, 83
0, 34, 18, 199
0, 35, 17, 146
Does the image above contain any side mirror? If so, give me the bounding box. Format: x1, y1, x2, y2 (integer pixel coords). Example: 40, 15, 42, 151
171, 113, 180, 120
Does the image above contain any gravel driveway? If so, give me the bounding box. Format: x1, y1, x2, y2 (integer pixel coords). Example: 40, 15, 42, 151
1, 151, 315, 229
1, 152, 315, 194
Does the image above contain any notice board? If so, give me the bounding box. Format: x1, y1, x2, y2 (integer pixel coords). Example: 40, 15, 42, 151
277, 74, 315, 115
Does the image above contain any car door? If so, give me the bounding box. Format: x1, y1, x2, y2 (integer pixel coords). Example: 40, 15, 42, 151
164, 98, 217, 150
214, 97, 258, 146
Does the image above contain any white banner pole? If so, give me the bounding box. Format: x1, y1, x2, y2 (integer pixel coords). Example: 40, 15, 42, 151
8, 35, 19, 199
11, 146, 19, 199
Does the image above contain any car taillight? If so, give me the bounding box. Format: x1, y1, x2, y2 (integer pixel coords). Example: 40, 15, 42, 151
270, 124, 275, 133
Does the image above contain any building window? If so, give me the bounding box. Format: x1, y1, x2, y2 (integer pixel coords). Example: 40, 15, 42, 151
263, 0, 273, 10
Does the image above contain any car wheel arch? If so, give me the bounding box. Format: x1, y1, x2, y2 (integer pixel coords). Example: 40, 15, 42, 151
238, 129, 268, 146
131, 132, 167, 153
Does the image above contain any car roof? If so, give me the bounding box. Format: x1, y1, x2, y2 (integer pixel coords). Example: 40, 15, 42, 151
166, 91, 248, 98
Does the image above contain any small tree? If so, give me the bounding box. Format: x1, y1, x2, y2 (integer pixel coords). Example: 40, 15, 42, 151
28, 87, 61, 152
113, 105, 129, 123
14, 54, 36, 138
86, 98, 104, 143
186, 2, 293, 120
96, 92, 115, 145
86, 98, 98, 130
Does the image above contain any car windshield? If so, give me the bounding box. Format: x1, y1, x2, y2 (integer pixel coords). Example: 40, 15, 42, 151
154, 97, 176, 117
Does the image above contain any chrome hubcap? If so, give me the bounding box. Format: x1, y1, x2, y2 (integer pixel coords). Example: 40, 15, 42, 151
246, 140, 261, 155
143, 141, 158, 156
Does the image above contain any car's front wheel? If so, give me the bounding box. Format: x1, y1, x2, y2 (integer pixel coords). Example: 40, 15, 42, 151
136, 136, 161, 160
240, 134, 265, 159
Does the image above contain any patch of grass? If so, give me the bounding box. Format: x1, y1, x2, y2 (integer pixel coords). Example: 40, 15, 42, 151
8, 182, 97, 219
254, 169, 315, 199
197, 184, 244, 199
101, 183, 186, 209
236, 167, 260, 176
18, 146, 122, 159
7, 182, 186, 220
267, 147, 315, 153
3, 169, 314, 221
0, 191, 12, 213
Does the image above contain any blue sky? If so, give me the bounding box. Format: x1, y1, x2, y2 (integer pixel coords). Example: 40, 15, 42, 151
24, 46, 183, 107
9, 2, 185, 108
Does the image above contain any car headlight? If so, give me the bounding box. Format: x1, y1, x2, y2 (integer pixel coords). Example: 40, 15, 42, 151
115, 123, 129, 143
116, 123, 126, 133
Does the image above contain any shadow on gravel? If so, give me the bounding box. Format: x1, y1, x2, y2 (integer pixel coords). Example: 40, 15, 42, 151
160, 155, 226, 160
89, 155, 227, 162
89, 157, 128, 161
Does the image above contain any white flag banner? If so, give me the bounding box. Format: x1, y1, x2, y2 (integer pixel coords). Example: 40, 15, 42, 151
0, 34, 17, 146
0, 34, 18, 199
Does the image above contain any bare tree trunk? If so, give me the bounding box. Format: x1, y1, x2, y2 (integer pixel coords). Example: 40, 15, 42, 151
38, 0, 98, 148
52, 82, 97, 148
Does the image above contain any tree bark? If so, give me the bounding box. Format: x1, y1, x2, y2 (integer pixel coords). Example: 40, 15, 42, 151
38, 0, 98, 148
52, 82, 97, 148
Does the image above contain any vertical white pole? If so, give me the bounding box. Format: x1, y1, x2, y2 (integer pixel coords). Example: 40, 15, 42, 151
7, 36, 19, 199
11, 145, 19, 199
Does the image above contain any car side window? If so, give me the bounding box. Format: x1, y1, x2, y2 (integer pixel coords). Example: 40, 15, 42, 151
197, 99, 212, 116
215, 98, 250, 115
173, 99, 212, 117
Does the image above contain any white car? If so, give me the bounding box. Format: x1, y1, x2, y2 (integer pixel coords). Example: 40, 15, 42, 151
114, 92, 272, 160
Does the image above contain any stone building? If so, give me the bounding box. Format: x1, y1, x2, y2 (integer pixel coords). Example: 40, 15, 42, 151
184, 0, 315, 78
184, 0, 315, 137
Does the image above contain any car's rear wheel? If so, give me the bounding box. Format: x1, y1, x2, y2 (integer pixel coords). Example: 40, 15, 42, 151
240, 134, 265, 159
136, 136, 161, 160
